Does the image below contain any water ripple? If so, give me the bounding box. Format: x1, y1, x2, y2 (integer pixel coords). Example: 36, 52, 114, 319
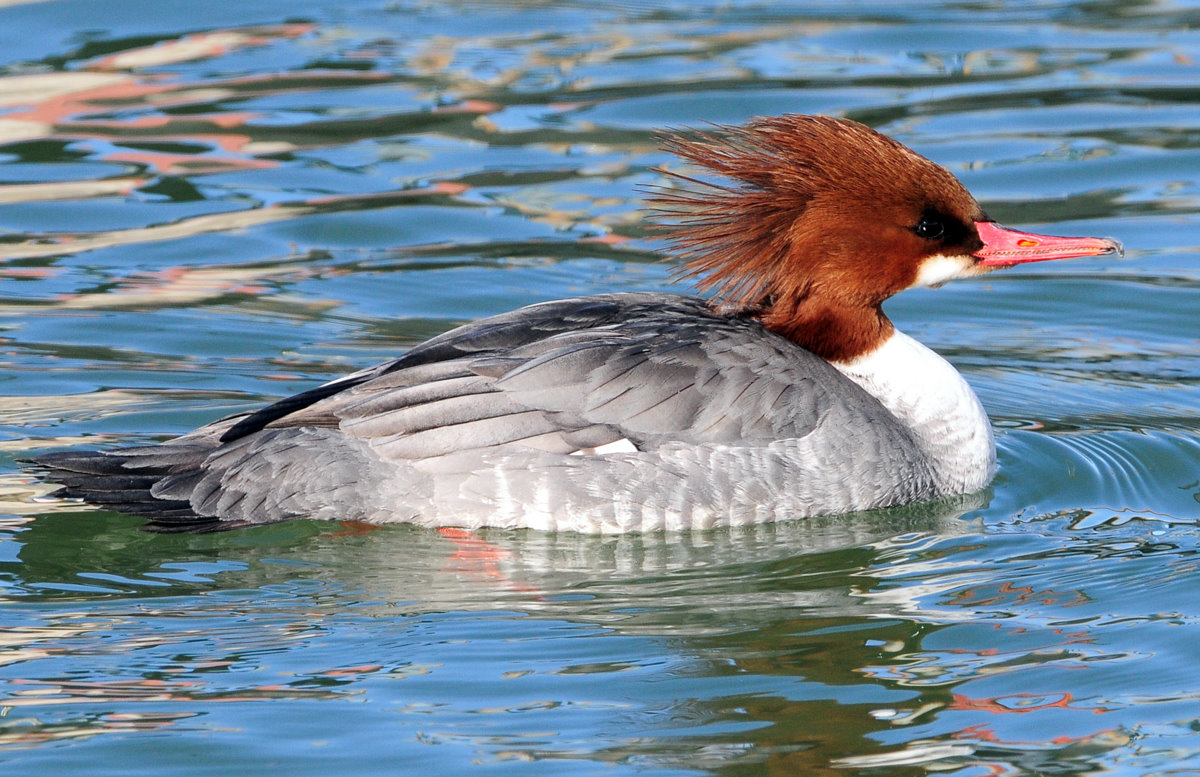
994, 429, 1200, 526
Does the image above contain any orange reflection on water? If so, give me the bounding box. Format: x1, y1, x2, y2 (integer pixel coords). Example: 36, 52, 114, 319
86, 26, 315, 71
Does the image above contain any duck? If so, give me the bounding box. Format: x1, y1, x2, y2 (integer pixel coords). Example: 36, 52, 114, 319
33, 114, 1122, 533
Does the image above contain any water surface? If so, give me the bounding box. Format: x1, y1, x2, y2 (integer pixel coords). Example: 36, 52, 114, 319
3, 0, 1200, 774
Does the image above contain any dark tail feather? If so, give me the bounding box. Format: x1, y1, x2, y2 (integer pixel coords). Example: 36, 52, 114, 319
29, 448, 240, 533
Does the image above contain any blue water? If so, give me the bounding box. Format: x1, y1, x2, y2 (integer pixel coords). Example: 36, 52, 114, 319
3, 0, 1200, 773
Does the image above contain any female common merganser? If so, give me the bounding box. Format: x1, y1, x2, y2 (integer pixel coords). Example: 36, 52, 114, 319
35, 115, 1121, 533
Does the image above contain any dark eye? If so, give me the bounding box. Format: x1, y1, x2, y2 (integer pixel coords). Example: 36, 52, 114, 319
915, 217, 945, 240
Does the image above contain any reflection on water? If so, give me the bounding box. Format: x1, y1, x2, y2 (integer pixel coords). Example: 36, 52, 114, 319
8, 494, 1197, 772
3, 501, 980, 767
2, 0, 1200, 774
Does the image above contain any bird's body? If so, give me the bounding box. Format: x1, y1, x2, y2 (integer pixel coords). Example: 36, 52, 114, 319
33, 115, 1121, 532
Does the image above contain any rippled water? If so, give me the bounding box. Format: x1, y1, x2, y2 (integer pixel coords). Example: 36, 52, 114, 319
2, 0, 1200, 773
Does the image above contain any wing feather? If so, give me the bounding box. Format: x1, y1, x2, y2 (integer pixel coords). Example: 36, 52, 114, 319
33, 293, 916, 530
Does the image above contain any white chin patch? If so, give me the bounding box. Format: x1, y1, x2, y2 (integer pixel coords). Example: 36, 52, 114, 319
913, 253, 975, 288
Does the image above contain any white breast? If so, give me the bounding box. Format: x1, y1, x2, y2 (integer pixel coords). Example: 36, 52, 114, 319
831, 330, 996, 495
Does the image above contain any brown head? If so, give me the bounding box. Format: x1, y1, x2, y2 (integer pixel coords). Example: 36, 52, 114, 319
653, 115, 1121, 362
